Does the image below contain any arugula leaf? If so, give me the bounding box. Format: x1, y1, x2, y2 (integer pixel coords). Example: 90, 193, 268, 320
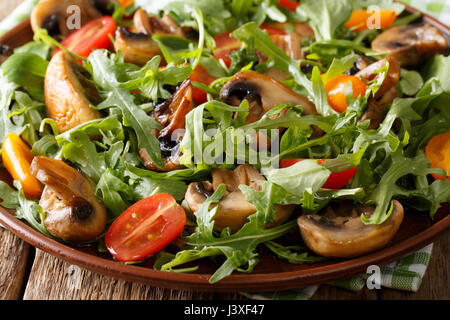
121, 56, 192, 101
364, 150, 437, 224
13, 182, 53, 238
429, 180, 450, 218
265, 241, 327, 264
298, 0, 352, 41
0, 181, 20, 209
231, 22, 313, 98
125, 168, 188, 202
87, 50, 164, 169
262, 160, 331, 196
96, 168, 134, 219
1, 52, 48, 101
0, 74, 21, 144
421, 54, 450, 93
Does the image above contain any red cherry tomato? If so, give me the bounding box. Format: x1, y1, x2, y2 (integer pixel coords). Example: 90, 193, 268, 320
278, 0, 300, 11
213, 26, 286, 67
280, 159, 357, 189
190, 65, 216, 105
324, 74, 367, 113
58, 16, 116, 58
213, 31, 242, 67
105, 193, 186, 262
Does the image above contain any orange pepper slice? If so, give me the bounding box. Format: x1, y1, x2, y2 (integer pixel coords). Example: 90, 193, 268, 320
2, 133, 43, 198
118, 0, 134, 9
324, 75, 367, 113
425, 132, 450, 180
345, 10, 397, 32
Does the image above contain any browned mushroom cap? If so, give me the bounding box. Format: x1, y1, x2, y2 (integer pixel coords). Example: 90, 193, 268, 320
297, 200, 404, 258
220, 71, 317, 124
139, 80, 193, 172
114, 9, 184, 66
45, 52, 101, 133
372, 24, 448, 67
31, 0, 101, 37
185, 164, 295, 232
30, 156, 107, 243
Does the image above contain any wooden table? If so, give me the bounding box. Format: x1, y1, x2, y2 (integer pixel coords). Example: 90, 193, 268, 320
0, 0, 449, 300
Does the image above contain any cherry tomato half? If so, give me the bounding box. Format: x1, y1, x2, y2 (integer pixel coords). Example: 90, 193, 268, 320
345, 10, 397, 32
105, 193, 186, 262
190, 65, 216, 105
425, 132, 450, 180
278, 0, 300, 11
214, 26, 286, 67
280, 159, 357, 189
58, 16, 116, 58
324, 74, 367, 113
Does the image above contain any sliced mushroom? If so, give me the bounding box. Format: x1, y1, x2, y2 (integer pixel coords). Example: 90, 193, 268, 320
345, 56, 372, 76
30, 156, 107, 243
114, 9, 184, 66
185, 164, 295, 232
139, 80, 193, 172
355, 56, 401, 129
31, 0, 101, 37
260, 33, 303, 82
359, 86, 398, 130
372, 24, 448, 67
114, 27, 162, 66
220, 71, 317, 124
356, 56, 400, 99
134, 9, 184, 37
297, 200, 404, 258
265, 22, 315, 39
45, 51, 101, 133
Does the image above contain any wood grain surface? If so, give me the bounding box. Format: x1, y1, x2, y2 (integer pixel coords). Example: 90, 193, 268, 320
0, 0, 448, 300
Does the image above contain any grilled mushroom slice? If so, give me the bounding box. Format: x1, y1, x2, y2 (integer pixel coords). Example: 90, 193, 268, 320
114, 9, 184, 66
114, 27, 162, 66
133, 9, 184, 37
220, 71, 317, 124
185, 164, 295, 232
30, 156, 107, 243
31, 0, 101, 37
45, 51, 101, 133
139, 80, 193, 172
372, 24, 448, 67
356, 56, 401, 129
297, 200, 404, 258
356, 56, 400, 99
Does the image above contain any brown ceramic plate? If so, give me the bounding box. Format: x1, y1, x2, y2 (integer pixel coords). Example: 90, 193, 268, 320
0, 4, 449, 293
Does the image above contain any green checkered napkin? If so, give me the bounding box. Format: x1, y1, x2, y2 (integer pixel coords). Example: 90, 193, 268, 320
242, 244, 433, 300
0, 0, 446, 300
401, 0, 450, 26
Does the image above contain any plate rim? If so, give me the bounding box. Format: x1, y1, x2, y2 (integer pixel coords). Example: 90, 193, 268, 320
0, 3, 449, 293
0, 206, 449, 292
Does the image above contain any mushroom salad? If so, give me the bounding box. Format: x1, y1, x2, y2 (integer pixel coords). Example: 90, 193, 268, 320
0, 0, 449, 283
